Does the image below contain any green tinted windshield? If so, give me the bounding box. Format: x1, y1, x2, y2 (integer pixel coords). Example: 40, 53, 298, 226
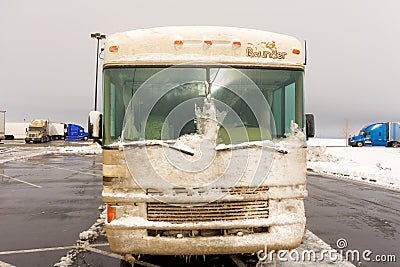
28, 127, 44, 131
103, 66, 304, 146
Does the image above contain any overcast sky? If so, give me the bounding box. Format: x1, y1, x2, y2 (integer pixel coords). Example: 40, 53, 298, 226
1, 0, 399, 138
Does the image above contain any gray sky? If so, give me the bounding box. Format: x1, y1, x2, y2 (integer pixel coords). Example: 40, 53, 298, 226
1, 0, 399, 138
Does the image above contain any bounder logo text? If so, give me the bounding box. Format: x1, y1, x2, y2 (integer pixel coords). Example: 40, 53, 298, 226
246, 41, 287, 59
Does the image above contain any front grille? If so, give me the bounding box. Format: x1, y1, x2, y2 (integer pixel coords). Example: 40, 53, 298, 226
147, 200, 269, 223
29, 134, 37, 137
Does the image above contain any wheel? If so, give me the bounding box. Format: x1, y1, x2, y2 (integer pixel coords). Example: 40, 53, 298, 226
356, 142, 363, 147
392, 141, 399, 148
83, 136, 88, 141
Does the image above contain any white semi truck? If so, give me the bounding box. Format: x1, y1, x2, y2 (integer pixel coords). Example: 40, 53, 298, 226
25, 119, 50, 143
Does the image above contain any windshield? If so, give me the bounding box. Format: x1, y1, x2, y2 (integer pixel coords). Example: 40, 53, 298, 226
103, 66, 304, 146
28, 127, 44, 131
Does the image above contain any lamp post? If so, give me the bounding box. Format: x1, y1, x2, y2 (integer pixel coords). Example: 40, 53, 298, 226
90, 32, 106, 111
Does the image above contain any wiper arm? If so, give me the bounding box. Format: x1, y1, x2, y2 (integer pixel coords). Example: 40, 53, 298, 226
162, 142, 195, 156
215, 142, 288, 154
119, 140, 195, 156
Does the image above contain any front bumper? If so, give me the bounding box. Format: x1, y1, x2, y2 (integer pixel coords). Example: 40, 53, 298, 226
25, 137, 42, 142
105, 222, 305, 255
348, 139, 355, 146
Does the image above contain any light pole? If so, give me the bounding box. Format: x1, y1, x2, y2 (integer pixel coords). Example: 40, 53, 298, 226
90, 32, 106, 111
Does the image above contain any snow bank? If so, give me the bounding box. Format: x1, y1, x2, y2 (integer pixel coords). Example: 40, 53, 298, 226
307, 138, 400, 190
57, 143, 102, 155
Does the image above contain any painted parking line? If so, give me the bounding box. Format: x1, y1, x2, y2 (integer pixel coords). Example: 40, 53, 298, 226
0, 245, 75, 256
0, 243, 109, 256
0, 173, 42, 188
31, 162, 101, 177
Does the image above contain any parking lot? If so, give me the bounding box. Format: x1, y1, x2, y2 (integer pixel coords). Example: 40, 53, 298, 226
0, 141, 358, 267
0, 141, 104, 266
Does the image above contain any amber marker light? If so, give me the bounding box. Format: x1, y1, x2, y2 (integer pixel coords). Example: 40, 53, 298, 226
107, 205, 116, 223
292, 49, 301, 55
109, 45, 119, 52
203, 39, 213, 46
232, 39, 241, 49
174, 39, 183, 46
174, 39, 184, 49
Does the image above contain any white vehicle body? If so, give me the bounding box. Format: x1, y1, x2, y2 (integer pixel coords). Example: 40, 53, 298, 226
101, 26, 308, 256
0, 111, 5, 141
88, 110, 102, 139
49, 122, 67, 140
5, 122, 29, 140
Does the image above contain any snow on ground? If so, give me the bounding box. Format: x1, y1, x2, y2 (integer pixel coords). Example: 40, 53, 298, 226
57, 142, 102, 155
0, 142, 102, 164
307, 138, 400, 191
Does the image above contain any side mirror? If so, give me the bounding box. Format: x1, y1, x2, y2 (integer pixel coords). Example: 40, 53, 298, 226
305, 113, 315, 139
88, 111, 102, 144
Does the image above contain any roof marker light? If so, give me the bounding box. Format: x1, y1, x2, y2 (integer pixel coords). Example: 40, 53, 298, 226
232, 39, 241, 49
109, 45, 119, 52
203, 38, 213, 47
174, 38, 184, 49
292, 49, 301, 55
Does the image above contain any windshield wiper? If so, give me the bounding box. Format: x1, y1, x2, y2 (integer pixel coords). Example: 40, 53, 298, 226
119, 140, 195, 156
215, 142, 288, 154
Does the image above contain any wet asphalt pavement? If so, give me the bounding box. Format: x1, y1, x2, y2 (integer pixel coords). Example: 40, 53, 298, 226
305, 173, 400, 267
0, 142, 398, 266
0, 150, 103, 267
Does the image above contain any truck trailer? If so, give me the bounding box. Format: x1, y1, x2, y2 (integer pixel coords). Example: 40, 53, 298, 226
349, 122, 400, 147
5, 122, 29, 140
0, 111, 5, 141
49, 122, 67, 140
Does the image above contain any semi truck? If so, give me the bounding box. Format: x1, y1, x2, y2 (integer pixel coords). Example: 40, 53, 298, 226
349, 122, 400, 147
65, 124, 89, 141
7, 120, 88, 142
0, 111, 5, 141
25, 119, 50, 143
49, 123, 89, 141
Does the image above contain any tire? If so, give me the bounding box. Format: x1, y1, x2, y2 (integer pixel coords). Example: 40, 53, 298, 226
83, 136, 88, 141
392, 141, 399, 148
356, 142, 363, 147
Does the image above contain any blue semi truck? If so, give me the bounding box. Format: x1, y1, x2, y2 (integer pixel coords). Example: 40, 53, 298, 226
348, 122, 400, 147
65, 124, 89, 141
